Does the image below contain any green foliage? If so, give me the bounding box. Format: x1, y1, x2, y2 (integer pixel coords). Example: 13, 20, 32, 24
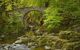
0, 0, 24, 43
17, 0, 80, 50
0, 0, 80, 50
44, 7, 63, 32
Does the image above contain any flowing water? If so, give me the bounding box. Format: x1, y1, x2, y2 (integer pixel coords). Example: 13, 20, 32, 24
0, 44, 30, 50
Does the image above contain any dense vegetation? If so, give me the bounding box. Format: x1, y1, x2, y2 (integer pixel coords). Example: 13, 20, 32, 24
0, 0, 80, 50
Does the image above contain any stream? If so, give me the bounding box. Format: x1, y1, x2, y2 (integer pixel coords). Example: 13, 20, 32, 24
0, 44, 30, 50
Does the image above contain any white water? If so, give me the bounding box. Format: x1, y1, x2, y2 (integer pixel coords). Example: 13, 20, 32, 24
0, 44, 30, 50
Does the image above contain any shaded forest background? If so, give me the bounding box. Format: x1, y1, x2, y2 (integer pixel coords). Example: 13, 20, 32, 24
0, 0, 80, 50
